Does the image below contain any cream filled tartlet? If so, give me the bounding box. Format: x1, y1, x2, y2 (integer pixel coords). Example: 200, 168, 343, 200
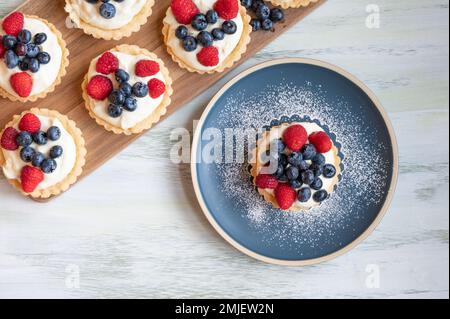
250, 121, 342, 212
0, 109, 86, 199
163, 0, 251, 74
82, 45, 173, 135
0, 12, 69, 102
267, 0, 318, 9
64, 0, 155, 40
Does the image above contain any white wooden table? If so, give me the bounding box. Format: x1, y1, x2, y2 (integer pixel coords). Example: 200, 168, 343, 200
0, 0, 448, 299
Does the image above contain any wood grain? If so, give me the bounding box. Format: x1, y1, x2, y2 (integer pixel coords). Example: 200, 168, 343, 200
0, 0, 325, 201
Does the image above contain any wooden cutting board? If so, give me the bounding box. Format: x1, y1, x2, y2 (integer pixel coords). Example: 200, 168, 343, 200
0, 0, 326, 201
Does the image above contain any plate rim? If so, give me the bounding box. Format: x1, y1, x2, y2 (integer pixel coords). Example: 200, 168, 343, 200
190, 58, 399, 266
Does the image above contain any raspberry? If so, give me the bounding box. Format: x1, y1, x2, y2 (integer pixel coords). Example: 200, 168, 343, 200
197, 46, 219, 67
19, 113, 41, 134
255, 174, 278, 189
10, 72, 33, 98
0, 36, 6, 59
20, 165, 44, 193
148, 78, 166, 99
135, 60, 160, 77
2, 12, 24, 36
309, 131, 332, 153
214, 0, 239, 20
87, 75, 113, 100
274, 183, 297, 210
96, 52, 119, 75
171, 0, 200, 24
1, 127, 19, 151
283, 124, 308, 152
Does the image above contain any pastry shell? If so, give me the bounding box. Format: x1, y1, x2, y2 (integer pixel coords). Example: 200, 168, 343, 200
268, 0, 319, 9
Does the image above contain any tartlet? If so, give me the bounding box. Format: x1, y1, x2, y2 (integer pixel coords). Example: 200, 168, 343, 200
250, 121, 342, 212
0, 12, 69, 102
64, 0, 155, 40
0, 108, 86, 199
268, 0, 319, 9
163, 0, 251, 74
82, 44, 173, 135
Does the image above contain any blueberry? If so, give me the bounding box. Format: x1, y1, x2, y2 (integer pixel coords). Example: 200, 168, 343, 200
14, 43, 27, 57
19, 58, 30, 71
301, 144, 317, 160
37, 52, 51, 64
286, 166, 299, 181
313, 190, 328, 202
99, 3, 116, 19
119, 82, 132, 97
298, 188, 312, 202
123, 97, 138, 112
50, 145, 63, 159
5, 50, 19, 69
109, 90, 125, 106
2, 35, 17, 50
310, 178, 323, 191
33, 33, 47, 45
32, 131, 47, 145
41, 158, 57, 174
312, 153, 326, 165
191, 14, 208, 31
211, 28, 225, 40
20, 147, 35, 162
323, 164, 337, 178
300, 169, 315, 185
290, 179, 303, 189
310, 163, 323, 178
240, 0, 253, 9
16, 131, 33, 147
18, 29, 32, 44
47, 126, 61, 141
175, 26, 189, 40
115, 69, 129, 83
288, 152, 303, 166
107, 104, 123, 118
271, 139, 285, 154
261, 19, 273, 31
197, 31, 214, 47
222, 20, 237, 34
270, 8, 284, 23
182, 36, 198, 52
132, 82, 148, 98
298, 160, 308, 171
26, 43, 40, 58
251, 0, 264, 11
250, 19, 261, 31
256, 5, 270, 20
28, 58, 40, 73
206, 10, 219, 24
31, 152, 45, 168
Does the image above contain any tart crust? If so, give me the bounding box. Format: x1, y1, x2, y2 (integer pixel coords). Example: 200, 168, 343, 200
64, 0, 155, 41
82, 44, 173, 135
268, 0, 319, 9
0, 108, 87, 199
162, 5, 252, 74
0, 15, 70, 103
250, 122, 341, 212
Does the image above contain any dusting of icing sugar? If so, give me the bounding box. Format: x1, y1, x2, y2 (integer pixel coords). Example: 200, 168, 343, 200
214, 83, 389, 249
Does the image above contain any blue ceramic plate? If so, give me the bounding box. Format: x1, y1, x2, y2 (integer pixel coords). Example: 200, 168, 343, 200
191, 59, 398, 265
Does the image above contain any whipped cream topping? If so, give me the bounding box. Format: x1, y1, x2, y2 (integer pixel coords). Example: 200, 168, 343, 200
88, 51, 166, 130
164, 0, 244, 72
2, 115, 77, 190
69, 0, 147, 30
258, 122, 339, 209
0, 17, 63, 97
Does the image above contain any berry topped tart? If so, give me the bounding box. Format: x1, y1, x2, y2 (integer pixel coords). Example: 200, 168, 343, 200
82, 45, 173, 135
0, 12, 69, 102
64, 0, 155, 40
267, 0, 318, 9
0, 109, 86, 199
250, 120, 342, 212
163, 0, 251, 74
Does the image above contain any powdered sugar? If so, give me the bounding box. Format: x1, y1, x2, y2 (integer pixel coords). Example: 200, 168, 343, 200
214, 82, 390, 250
